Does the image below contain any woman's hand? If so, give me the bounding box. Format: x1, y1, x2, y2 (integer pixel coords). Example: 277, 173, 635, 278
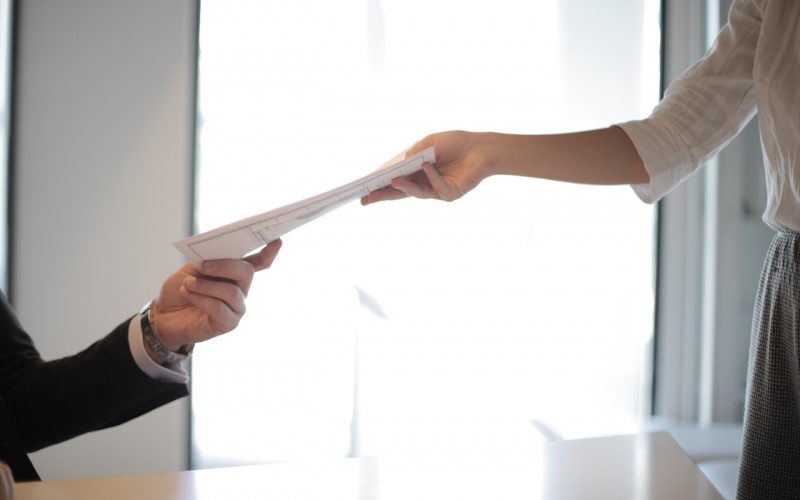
362, 131, 493, 205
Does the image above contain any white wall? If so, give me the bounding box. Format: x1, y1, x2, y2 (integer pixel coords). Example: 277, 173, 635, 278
11, 0, 197, 480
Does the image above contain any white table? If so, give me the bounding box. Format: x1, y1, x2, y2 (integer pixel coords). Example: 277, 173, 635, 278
15, 432, 722, 500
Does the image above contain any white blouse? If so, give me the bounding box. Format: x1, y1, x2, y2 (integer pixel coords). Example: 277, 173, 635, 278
618, 0, 800, 231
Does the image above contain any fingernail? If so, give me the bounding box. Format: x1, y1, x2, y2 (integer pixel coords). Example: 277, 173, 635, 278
204, 261, 217, 273
185, 276, 197, 289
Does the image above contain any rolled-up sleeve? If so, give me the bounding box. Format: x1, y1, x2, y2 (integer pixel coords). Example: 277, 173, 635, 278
618, 0, 762, 203
618, 118, 696, 203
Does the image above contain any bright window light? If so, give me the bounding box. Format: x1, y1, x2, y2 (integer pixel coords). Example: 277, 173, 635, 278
191, 0, 661, 469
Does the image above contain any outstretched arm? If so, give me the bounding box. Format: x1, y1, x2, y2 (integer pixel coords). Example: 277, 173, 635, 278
2, 239, 283, 452
361, 127, 647, 205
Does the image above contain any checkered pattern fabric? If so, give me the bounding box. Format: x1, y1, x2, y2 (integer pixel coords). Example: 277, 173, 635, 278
738, 229, 800, 499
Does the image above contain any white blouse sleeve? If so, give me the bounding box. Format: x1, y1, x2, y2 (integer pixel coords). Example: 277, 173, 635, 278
618, 0, 763, 203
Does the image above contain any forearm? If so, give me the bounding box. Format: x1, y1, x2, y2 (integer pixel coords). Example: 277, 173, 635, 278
364, 127, 649, 204
482, 126, 648, 185
8, 322, 187, 451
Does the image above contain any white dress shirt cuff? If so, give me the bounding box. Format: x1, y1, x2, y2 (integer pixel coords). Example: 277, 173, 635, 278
127, 316, 190, 384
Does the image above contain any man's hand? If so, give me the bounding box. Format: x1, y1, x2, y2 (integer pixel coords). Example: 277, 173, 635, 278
149, 239, 282, 352
0, 461, 13, 500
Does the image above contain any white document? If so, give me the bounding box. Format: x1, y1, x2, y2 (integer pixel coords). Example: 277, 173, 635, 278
173, 146, 436, 267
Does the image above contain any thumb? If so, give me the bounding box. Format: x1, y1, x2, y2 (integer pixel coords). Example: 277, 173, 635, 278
405, 135, 435, 157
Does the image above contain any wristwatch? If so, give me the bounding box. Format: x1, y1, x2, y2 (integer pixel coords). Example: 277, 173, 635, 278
140, 300, 193, 364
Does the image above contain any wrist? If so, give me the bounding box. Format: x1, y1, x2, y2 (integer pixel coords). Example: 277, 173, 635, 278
140, 300, 193, 364
478, 132, 512, 178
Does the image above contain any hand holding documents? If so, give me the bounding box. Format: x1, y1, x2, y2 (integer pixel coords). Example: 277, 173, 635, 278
173, 146, 436, 267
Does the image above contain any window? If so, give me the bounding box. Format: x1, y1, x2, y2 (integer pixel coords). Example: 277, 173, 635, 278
191, 0, 661, 468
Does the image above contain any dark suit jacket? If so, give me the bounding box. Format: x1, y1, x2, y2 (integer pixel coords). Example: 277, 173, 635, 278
0, 292, 188, 481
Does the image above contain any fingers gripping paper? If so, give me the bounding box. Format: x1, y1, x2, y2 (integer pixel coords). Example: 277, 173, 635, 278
173, 146, 436, 267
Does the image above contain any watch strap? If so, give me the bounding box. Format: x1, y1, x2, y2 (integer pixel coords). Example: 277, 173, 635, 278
140, 301, 193, 364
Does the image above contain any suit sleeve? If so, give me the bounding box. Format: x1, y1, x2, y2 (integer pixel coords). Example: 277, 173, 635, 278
0, 293, 188, 452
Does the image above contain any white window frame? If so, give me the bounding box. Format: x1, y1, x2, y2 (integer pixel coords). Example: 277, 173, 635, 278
654, 0, 767, 426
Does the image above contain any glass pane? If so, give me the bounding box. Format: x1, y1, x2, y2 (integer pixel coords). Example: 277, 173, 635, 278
192, 0, 660, 468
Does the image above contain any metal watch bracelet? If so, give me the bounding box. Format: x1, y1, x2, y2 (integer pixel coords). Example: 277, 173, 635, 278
140, 301, 193, 364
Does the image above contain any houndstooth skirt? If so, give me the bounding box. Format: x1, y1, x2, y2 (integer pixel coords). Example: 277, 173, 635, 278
737, 229, 800, 499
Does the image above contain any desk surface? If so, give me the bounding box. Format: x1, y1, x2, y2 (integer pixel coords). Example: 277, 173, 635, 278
15, 432, 722, 500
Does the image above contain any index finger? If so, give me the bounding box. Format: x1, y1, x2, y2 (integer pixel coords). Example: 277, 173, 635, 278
199, 258, 257, 297
361, 186, 410, 205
